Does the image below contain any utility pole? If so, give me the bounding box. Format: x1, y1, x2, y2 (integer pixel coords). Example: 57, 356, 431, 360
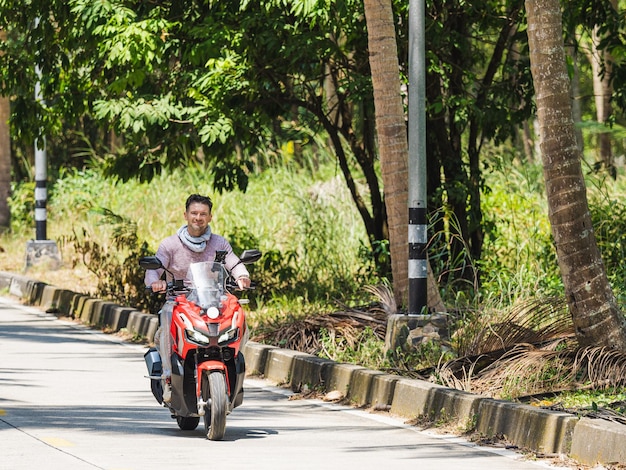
34, 70, 48, 242
407, 0, 427, 315
25, 18, 61, 271
385, 0, 448, 354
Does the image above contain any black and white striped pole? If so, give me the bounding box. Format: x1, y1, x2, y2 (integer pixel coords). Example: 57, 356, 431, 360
25, 17, 61, 270
407, 0, 427, 315
34, 69, 47, 241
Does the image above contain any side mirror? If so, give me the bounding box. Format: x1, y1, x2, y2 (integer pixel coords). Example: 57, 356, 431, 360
139, 256, 164, 270
240, 249, 262, 265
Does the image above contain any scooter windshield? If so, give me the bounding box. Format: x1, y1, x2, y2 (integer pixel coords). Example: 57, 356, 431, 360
187, 261, 226, 309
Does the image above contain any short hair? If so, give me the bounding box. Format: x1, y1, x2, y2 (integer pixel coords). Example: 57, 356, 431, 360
185, 194, 213, 212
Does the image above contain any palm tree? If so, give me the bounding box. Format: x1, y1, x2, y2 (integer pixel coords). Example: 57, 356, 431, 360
525, 0, 626, 349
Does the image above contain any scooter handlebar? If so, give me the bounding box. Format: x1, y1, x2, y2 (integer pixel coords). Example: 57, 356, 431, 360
226, 280, 257, 291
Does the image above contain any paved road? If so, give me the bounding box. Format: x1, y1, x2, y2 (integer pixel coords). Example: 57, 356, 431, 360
0, 296, 558, 470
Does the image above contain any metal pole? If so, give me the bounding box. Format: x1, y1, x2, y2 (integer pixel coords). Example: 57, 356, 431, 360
33, 16, 47, 240
25, 17, 60, 271
407, 0, 427, 315
34, 67, 47, 241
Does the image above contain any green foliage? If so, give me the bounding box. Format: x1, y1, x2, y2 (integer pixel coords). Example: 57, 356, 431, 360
358, 238, 391, 280
428, 150, 626, 310
427, 206, 479, 300
555, 388, 626, 413
8, 181, 35, 229
62, 207, 153, 309
217, 168, 380, 303
477, 159, 562, 304
0, 0, 376, 193
388, 340, 455, 373
587, 178, 626, 306
319, 327, 387, 369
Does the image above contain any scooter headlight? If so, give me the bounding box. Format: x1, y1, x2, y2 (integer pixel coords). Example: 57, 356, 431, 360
206, 306, 220, 319
218, 327, 239, 346
185, 328, 210, 346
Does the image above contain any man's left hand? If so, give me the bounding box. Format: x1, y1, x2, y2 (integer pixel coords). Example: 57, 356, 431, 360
236, 277, 251, 290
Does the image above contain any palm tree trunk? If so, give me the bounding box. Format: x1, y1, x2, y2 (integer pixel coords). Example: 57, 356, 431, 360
591, 22, 615, 177
525, 0, 626, 350
364, 0, 408, 307
580, 19, 616, 177
0, 29, 11, 232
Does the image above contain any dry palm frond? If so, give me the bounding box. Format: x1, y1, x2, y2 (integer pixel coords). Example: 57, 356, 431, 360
440, 297, 574, 380
251, 283, 393, 353
434, 296, 583, 398
438, 342, 626, 400
363, 282, 397, 316
251, 288, 390, 354
543, 401, 626, 425
437, 340, 577, 397
458, 296, 573, 357
573, 346, 626, 388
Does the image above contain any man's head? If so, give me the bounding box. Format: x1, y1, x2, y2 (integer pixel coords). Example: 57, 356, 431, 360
185, 194, 213, 213
184, 194, 213, 237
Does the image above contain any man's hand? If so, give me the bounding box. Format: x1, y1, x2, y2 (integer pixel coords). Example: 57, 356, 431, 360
151, 280, 167, 293
236, 277, 251, 290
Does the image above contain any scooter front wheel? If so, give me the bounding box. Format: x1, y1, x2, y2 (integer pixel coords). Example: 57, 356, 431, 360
203, 372, 227, 440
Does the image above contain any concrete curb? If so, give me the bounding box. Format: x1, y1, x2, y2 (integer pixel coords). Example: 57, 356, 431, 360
0, 271, 159, 341
0, 270, 622, 466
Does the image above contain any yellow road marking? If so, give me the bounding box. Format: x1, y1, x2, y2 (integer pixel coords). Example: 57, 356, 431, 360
41, 437, 75, 447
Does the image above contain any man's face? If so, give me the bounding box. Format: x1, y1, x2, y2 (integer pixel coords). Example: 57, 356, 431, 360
184, 202, 212, 237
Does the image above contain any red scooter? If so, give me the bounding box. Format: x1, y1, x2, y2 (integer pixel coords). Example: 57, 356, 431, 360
140, 249, 261, 440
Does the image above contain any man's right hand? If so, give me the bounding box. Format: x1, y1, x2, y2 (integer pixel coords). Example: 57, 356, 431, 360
151, 280, 167, 293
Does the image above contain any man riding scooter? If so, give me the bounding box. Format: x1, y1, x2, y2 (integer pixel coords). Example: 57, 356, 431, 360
144, 193, 250, 402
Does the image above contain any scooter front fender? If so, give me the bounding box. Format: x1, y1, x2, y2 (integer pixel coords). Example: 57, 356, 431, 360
196, 361, 228, 398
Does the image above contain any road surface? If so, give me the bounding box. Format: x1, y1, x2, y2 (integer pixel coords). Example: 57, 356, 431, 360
0, 296, 559, 470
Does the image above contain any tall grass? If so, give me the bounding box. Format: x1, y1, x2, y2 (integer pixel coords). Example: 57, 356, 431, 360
478, 159, 626, 310
479, 161, 561, 303
2, 162, 378, 310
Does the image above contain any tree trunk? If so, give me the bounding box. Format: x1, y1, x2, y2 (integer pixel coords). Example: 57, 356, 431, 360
0, 95, 9, 232
363, 0, 408, 307
579, 13, 616, 177
0, 29, 10, 232
363, 0, 445, 312
525, 0, 626, 350
590, 23, 615, 177
565, 39, 584, 153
